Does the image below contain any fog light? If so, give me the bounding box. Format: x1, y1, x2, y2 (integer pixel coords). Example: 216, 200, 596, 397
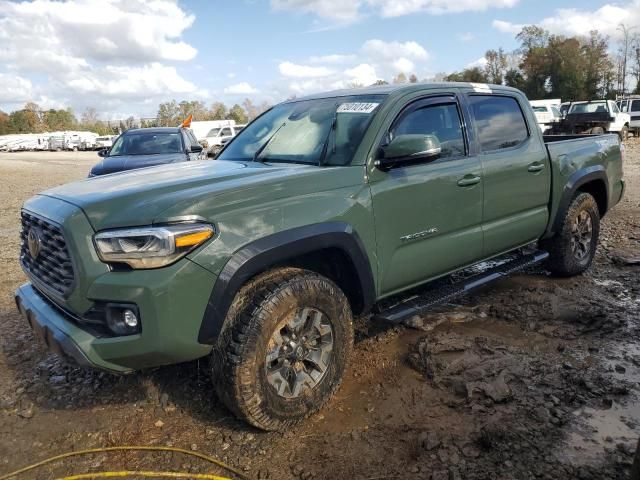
105, 303, 141, 336
123, 309, 138, 328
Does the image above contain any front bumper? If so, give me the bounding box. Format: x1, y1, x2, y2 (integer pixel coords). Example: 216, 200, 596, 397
15, 257, 218, 373
15, 283, 128, 373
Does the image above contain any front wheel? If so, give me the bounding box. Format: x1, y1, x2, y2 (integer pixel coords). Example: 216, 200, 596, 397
541, 192, 600, 276
211, 268, 353, 431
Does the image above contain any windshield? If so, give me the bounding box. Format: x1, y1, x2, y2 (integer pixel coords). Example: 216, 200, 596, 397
218, 95, 386, 166
206, 128, 221, 137
569, 101, 608, 114
110, 132, 183, 156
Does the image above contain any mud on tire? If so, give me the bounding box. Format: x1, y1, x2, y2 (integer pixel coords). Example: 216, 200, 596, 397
211, 268, 354, 431
541, 192, 600, 277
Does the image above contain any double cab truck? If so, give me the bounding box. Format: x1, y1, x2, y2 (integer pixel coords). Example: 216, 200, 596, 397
15, 83, 624, 431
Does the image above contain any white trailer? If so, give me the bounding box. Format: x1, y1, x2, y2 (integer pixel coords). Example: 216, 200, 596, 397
190, 120, 236, 141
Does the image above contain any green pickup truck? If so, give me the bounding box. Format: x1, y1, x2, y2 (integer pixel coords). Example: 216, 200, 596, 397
15, 83, 625, 430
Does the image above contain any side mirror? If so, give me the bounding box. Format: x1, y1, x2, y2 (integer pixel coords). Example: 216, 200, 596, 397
375, 134, 441, 170
98, 148, 109, 157
190, 144, 204, 153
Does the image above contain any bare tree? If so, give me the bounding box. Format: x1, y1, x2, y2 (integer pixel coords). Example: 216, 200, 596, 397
617, 23, 634, 95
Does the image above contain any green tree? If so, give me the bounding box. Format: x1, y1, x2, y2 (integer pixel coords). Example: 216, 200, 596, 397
157, 100, 180, 126
409, 73, 418, 83
393, 73, 408, 84
209, 102, 227, 120
444, 67, 488, 83
227, 104, 248, 124
485, 48, 507, 84
43, 108, 76, 131
505, 68, 526, 91
0, 110, 9, 135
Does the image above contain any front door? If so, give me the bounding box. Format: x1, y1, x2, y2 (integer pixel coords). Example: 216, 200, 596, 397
369, 94, 484, 296
465, 92, 550, 257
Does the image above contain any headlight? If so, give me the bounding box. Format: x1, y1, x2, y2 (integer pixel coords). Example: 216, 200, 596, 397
94, 223, 214, 269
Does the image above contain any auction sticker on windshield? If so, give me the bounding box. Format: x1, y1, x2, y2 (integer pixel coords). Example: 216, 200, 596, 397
337, 103, 380, 114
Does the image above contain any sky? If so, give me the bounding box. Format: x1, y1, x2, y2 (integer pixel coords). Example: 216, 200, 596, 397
0, 0, 639, 119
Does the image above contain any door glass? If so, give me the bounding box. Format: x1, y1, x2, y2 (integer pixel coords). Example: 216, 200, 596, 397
391, 103, 466, 159
632, 101, 640, 112
469, 95, 529, 151
221, 127, 232, 136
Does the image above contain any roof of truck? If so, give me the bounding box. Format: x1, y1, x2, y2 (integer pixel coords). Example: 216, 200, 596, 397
288, 82, 521, 103
123, 127, 183, 135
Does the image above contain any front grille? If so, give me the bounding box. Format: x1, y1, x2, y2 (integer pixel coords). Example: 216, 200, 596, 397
20, 211, 75, 298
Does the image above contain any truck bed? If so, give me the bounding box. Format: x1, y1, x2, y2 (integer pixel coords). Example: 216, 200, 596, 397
542, 133, 623, 237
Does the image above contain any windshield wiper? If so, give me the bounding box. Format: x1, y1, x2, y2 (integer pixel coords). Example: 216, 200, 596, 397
254, 122, 286, 162
318, 107, 338, 166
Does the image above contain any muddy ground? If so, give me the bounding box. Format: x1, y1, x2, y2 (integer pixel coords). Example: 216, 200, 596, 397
0, 145, 638, 479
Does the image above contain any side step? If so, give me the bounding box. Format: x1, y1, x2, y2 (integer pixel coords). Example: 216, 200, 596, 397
374, 250, 549, 324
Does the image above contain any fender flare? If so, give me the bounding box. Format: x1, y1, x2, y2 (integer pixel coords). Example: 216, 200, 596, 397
548, 165, 608, 236
197, 222, 376, 344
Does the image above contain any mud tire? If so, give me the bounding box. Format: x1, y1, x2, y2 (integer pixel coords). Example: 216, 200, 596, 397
211, 268, 353, 431
541, 192, 600, 277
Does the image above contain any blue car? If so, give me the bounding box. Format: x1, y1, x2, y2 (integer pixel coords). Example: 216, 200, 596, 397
89, 127, 204, 177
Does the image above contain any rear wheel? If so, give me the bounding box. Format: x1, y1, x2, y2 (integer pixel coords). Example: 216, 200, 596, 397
541, 192, 600, 276
211, 268, 353, 431
591, 126, 605, 135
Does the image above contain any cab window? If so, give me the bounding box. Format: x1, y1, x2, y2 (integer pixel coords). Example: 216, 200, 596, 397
469, 95, 529, 152
390, 101, 466, 159
221, 127, 232, 136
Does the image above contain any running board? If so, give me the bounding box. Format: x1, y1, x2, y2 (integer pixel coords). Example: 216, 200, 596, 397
374, 250, 549, 324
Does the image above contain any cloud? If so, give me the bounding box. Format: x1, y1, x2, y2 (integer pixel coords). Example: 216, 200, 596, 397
344, 64, 379, 86
466, 57, 488, 69
279, 62, 335, 78
0, 0, 199, 115
308, 54, 357, 64
457, 32, 475, 42
275, 38, 429, 96
492, 19, 524, 34
66, 63, 198, 98
271, 0, 519, 22
362, 39, 429, 62
493, 1, 640, 38
0, 73, 34, 104
223, 82, 259, 94
368, 0, 519, 17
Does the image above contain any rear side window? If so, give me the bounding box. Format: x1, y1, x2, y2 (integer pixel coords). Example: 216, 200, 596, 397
469, 95, 529, 152
391, 102, 466, 159
632, 101, 640, 112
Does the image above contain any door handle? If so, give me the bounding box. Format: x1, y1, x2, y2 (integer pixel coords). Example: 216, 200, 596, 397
528, 163, 544, 172
457, 175, 481, 187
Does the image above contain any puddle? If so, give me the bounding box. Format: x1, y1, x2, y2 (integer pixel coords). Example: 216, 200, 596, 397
565, 401, 640, 463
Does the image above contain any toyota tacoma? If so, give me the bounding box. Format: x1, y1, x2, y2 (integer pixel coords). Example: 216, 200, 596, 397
14, 83, 625, 430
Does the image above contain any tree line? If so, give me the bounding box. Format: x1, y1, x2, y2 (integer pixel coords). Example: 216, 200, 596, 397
2, 25, 639, 136
440, 25, 640, 100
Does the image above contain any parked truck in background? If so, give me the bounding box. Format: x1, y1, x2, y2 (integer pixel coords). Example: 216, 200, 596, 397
617, 96, 640, 137
530, 99, 561, 134
555, 100, 630, 140
15, 83, 624, 431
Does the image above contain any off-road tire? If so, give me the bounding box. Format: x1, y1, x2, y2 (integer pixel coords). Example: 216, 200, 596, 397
619, 126, 629, 141
541, 192, 600, 276
211, 268, 353, 431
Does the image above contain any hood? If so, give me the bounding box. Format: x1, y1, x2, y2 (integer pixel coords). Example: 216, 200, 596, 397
43, 160, 321, 230
89, 152, 187, 176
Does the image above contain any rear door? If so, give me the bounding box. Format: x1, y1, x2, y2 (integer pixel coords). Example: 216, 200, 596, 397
631, 100, 640, 129
369, 92, 484, 296
465, 91, 550, 257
